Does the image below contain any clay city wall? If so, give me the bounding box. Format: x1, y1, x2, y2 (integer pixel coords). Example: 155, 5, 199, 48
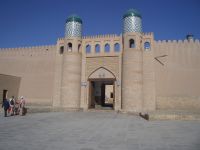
0, 45, 56, 106
154, 39, 200, 110
1, 34, 200, 112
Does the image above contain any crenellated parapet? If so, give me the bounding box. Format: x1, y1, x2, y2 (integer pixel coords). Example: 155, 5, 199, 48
82, 34, 120, 39
57, 38, 65, 42
156, 39, 200, 44
0, 45, 56, 57
142, 32, 154, 37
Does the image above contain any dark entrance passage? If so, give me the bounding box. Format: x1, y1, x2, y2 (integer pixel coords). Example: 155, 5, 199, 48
1, 89, 8, 104
3, 89, 8, 100
89, 80, 114, 110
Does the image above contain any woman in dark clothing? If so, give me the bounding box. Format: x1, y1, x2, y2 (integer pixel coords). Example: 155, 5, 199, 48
2, 99, 10, 117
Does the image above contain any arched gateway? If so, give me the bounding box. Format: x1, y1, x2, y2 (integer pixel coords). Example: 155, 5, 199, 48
87, 67, 117, 110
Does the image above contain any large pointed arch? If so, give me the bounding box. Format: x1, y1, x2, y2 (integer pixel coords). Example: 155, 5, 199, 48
88, 67, 116, 80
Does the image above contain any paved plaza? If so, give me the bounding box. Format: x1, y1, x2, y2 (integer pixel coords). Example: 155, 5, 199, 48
0, 111, 200, 150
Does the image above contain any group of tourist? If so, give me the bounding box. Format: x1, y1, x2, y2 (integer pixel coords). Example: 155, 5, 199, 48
1, 96, 26, 117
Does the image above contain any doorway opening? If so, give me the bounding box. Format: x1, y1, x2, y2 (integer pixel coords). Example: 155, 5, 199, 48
3, 89, 8, 100
89, 79, 115, 110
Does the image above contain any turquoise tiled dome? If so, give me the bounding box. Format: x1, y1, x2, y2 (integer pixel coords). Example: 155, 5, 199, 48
123, 9, 142, 33
65, 14, 82, 37
66, 15, 82, 24
123, 9, 142, 19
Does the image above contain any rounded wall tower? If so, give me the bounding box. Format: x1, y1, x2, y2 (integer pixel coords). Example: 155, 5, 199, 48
61, 15, 82, 109
123, 9, 142, 33
122, 9, 143, 112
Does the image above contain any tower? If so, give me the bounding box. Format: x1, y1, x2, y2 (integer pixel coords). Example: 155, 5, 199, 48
122, 9, 143, 112
60, 15, 82, 109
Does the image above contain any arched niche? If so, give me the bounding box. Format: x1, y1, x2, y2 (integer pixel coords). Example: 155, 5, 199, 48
67, 42, 72, 52
86, 44, 91, 53
129, 39, 135, 48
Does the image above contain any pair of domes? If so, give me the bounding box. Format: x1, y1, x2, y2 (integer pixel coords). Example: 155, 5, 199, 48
66, 9, 142, 24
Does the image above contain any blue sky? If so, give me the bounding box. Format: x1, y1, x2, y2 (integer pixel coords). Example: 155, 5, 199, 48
0, 0, 200, 48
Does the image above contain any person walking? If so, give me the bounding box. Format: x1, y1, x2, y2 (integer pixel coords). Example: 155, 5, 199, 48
20, 96, 26, 116
2, 98, 10, 117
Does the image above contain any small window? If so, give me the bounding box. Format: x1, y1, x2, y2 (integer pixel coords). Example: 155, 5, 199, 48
59, 46, 64, 54
129, 39, 135, 48
78, 44, 81, 52
144, 42, 151, 50
67, 43, 72, 52
95, 44, 100, 53
86, 45, 91, 53
104, 44, 110, 53
114, 43, 120, 52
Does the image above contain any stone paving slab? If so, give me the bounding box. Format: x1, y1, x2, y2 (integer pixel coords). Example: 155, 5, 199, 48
0, 111, 200, 150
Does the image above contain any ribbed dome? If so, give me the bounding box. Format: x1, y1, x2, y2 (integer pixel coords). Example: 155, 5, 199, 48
66, 15, 82, 24
123, 9, 142, 19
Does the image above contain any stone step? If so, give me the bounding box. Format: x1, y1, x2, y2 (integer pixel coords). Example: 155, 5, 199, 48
147, 110, 200, 121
